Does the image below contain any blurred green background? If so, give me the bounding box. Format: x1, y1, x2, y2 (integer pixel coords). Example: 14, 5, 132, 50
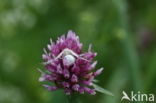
0, 0, 156, 103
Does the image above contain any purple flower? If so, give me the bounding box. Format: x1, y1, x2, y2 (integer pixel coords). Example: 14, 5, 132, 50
39, 30, 103, 95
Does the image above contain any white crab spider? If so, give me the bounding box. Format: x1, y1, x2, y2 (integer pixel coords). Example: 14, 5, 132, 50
55, 48, 89, 66
43, 39, 91, 65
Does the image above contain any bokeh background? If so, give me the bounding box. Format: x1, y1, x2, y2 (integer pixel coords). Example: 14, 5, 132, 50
0, 0, 156, 103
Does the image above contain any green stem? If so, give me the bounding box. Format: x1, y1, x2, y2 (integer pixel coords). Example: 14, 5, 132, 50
66, 94, 79, 103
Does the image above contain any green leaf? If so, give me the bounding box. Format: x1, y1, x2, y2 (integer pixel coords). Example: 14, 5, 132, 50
92, 83, 114, 96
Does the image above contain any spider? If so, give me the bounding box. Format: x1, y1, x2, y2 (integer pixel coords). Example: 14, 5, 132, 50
54, 48, 89, 66
43, 43, 92, 66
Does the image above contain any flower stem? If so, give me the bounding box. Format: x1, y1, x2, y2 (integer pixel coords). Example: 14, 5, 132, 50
66, 94, 79, 103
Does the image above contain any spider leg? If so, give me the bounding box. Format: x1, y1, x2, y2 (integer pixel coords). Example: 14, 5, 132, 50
55, 48, 74, 60
43, 60, 54, 65
79, 54, 85, 56
66, 49, 90, 62
55, 51, 64, 60
67, 49, 79, 57
78, 56, 90, 62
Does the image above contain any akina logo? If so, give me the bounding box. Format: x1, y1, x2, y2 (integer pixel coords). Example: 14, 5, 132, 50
121, 91, 155, 102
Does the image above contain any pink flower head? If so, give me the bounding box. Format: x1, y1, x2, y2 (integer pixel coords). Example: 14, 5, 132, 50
39, 30, 103, 95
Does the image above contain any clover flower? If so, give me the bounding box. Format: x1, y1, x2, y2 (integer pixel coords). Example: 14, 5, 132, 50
39, 30, 104, 95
